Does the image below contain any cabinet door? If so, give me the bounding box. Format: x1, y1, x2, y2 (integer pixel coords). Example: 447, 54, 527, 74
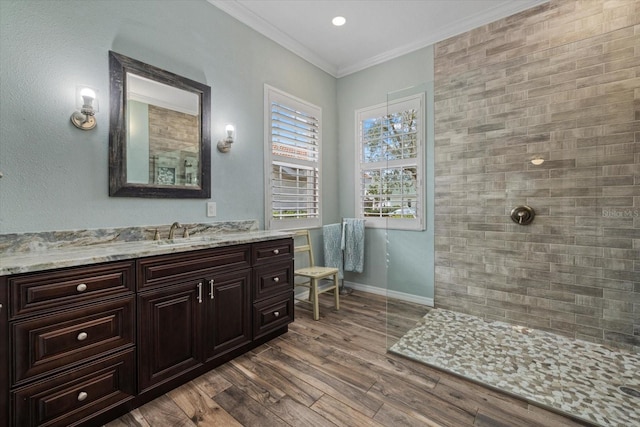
138, 280, 203, 393
204, 269, 251, 361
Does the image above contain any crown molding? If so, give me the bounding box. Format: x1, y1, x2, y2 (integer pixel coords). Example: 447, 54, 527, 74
208, 0, 338, 77
335, 0, 548, 77
209, 0, 549, 79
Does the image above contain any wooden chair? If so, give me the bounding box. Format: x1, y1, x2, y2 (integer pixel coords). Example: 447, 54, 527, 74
293, 230, 340, 320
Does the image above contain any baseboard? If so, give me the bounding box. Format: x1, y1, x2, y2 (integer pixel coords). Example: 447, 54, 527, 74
344, 281, 434, 307
294, 280, 434, 307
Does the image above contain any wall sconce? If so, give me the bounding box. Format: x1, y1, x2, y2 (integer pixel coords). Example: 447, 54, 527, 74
217, 124, 235, 153
70, 86, 98, 130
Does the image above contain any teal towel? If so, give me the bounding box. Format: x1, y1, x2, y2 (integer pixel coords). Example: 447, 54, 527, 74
341, 218, 365, 273
323, 224, 343, 279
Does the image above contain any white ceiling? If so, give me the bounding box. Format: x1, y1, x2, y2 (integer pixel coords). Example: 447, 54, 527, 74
208, 0, 548, 78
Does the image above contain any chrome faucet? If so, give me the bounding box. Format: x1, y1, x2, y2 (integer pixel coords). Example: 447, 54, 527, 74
168, 222, 182, 239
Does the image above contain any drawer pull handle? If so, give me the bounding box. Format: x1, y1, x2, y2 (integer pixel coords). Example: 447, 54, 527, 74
76, 283, 88, 292
209, 279, 215, 300
273, 311, 280, 318
77, 391, 88, 401
77, 332, 88, 341
273, 277, 280, 283
273, 249, 280, 255
197, 282, 203, 303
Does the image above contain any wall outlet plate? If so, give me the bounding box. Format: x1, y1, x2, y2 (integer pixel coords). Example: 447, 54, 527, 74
207, 202, 216, 217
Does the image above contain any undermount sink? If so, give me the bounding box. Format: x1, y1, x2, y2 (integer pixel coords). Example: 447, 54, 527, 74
153, 236, 221, 246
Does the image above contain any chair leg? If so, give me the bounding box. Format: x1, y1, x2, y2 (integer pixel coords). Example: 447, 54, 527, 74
312, 279, 320, 321
333, 274, 340, 311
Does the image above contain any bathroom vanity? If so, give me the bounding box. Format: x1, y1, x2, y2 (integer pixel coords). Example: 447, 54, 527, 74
0, 225, 294, 426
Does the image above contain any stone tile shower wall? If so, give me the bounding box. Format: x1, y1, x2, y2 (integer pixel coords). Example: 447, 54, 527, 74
434, 0, 639, 351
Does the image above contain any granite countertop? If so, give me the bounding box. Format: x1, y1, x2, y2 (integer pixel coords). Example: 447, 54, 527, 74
0, 221, 293, 276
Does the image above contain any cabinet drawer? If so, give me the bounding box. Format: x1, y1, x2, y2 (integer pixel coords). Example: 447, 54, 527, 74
9, 261, 135, 318
12, 349, 135, 427
12, 296, 135, 384
253, 261, 293, 301
252, 239, 293, 266
138, 245, 250, 290
253, 292, 294, 339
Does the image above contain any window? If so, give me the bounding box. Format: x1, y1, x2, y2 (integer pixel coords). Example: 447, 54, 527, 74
265, 85, 322, 230
355, 93, 425, 230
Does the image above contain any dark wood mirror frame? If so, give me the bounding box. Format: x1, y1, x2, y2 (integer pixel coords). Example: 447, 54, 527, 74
109, 51, 211, 198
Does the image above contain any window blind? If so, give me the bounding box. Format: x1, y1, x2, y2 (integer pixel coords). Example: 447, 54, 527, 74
265, 86, 322, 229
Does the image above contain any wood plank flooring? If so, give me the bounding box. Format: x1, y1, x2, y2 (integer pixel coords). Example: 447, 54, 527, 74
106, 292, 591, 427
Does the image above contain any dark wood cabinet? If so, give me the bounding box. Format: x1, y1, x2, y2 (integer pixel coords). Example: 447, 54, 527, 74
12, 349, 135, 427
4, 261, 136, 427
253, 261, 293, 301
9, 261, 135, 318
252, 239, 295, 339
136, 247, 254, 394
253, 292, 294, 339
1, 237, 294, 426
204, 269, 252, 361
12, 296, 134, 384
137, 279, 203, 393
0, 276, 8, 426
137, 246, 251, 291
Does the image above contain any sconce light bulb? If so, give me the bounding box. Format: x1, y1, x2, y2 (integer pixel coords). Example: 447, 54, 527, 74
80, 87, 96, 100
218, 124, 235, 153
71, 87, 97, 130
78, 87, 96, 116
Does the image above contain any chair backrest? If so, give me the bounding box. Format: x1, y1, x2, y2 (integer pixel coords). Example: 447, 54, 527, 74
293, 229, 315, 267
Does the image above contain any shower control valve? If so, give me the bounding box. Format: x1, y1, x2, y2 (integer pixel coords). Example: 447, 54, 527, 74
510, 206, 535, 225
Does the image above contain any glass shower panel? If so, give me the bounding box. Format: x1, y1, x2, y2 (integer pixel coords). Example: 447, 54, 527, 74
384, 83, 433, 351
597, 121, 640, 379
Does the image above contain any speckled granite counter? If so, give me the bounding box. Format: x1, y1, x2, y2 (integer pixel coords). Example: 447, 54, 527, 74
0, 221, 293, 276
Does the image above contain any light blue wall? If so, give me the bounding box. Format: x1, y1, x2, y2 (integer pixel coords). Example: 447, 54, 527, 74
0, 0, 435, 302
0, 0, 338, 233
336, 46, 435, 300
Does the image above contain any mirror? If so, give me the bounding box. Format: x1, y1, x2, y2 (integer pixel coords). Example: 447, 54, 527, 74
109, 51, 211, 198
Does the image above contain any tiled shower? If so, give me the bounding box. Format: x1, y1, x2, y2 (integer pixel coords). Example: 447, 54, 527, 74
433, 0, 639, 353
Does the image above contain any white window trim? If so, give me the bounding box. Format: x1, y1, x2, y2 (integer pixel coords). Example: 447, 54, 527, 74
355, 93, 425, 231
264, 84, 322, 230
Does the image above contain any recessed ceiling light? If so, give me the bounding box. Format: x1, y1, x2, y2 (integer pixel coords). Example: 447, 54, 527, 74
332, 16, 346, 26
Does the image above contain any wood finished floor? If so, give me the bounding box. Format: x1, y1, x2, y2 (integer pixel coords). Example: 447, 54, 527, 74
106, 292, 591, 427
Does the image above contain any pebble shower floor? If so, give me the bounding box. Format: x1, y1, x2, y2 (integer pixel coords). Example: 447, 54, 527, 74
389, 309, 640, 427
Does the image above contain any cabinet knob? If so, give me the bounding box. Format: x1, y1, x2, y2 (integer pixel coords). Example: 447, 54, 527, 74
77, 332, 88, 341
273, 311, 280, 318
76, 283, 88, 292
273, 277, 280, 283
77, 391, 88, 401
273, 249, 279, 255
